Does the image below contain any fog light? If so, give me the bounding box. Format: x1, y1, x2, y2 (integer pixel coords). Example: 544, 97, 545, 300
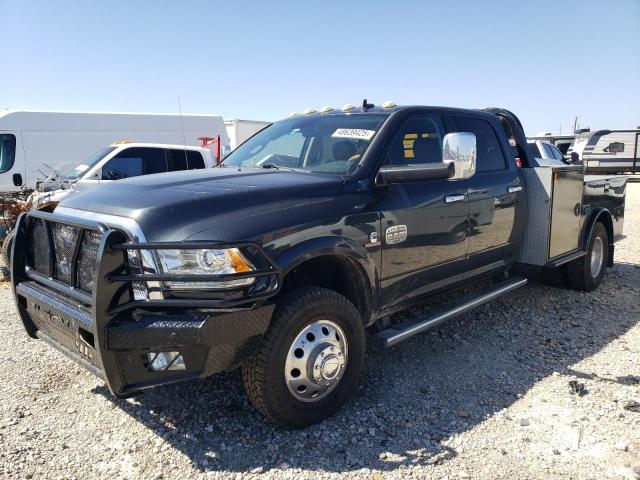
148, 351, 186, 371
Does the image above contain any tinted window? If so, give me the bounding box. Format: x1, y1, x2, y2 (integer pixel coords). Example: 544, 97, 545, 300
452, 117, 507, 172
528, 142, 542, 158
187, 150, 205, 169
543, 143, 556, 158
167, 149, 188, 171
387, 115, 445, 166
0, 134, 16, 174
102, 147, 167, 180
548, 144, 566, 162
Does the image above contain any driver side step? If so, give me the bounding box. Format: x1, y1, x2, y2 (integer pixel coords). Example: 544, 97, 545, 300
375, 276, 527, 348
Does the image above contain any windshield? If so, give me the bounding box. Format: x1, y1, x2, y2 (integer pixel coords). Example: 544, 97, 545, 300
66, 146, 116, 180
222, 114, 388, 175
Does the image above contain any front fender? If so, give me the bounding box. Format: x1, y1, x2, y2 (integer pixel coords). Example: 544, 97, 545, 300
274, 235, 381, 314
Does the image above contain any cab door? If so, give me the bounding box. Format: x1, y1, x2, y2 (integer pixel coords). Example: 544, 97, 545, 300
377, 114, 470, 308
448, 115, 520, 268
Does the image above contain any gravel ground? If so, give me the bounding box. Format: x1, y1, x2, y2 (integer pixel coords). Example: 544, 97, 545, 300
1, 184, 639, 480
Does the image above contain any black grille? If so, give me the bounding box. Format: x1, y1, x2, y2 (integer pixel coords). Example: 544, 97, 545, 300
77, 230, 102, 292
28, 218, 102, 294
30, 219, 51, 277
51, 223, 79, 284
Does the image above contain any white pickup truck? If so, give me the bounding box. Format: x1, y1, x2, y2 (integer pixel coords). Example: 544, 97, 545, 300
2, 142, 218, 267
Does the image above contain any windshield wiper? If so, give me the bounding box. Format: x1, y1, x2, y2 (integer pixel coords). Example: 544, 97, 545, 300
261, 163, 306, 172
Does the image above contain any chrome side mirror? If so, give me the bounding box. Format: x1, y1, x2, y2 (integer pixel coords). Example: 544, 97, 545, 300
443, 132, 476, 180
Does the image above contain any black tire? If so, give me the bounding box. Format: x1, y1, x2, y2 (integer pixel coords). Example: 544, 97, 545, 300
2, 229, 14, 272
242, 287, 365, 428
567, 222, 609, 292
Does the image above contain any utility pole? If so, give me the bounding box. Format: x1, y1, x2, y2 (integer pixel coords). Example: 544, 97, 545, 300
573, 116, 579, 134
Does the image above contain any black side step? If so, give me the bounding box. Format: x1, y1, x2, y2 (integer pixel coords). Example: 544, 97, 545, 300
376, 277, 527, 348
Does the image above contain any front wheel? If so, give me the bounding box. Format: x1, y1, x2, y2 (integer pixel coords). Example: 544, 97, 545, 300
567, 222, 609, 291
242, 287, 365, 428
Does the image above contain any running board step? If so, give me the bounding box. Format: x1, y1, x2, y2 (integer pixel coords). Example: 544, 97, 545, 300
376, 276, 527, 348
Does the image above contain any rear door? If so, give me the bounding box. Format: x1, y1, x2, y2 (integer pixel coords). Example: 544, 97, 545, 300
448, 115, 521, 268
167, 149, 207, 171
378, 113, 470, 307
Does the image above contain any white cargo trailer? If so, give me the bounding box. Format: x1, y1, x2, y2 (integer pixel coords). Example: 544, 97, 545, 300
224, 119, 270, 150
0, 110, 229, 193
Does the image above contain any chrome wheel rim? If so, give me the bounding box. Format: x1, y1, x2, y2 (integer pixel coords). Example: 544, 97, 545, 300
590, 236, 604, 278
284, 320, 348, 402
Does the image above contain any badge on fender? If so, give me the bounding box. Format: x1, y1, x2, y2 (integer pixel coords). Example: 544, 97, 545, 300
385, 225, 408, 245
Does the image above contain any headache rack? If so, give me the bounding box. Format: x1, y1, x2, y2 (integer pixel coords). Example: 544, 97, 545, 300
12, 210, 282, 316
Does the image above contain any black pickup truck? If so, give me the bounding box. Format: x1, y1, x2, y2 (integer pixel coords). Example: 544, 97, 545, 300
11, 102, 626, 428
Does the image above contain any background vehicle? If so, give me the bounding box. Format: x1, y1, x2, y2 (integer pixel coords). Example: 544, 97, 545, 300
0, 110, 229, 193
567, 129, 640, 173
1, 143, 217, 269
11, 103, 626, 428
527, 134, 576, 157
224, 119, 271, 150
527, 140, 568, 166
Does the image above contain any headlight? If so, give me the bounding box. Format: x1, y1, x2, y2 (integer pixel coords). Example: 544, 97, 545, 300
156, 248, 255, 289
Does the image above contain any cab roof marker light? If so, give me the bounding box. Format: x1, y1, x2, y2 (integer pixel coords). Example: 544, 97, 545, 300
288, 112, 299, 118
320, 106, 334, 113
303, 108, 317, 115
340, 104, 355, 112
382, 101, 397, 108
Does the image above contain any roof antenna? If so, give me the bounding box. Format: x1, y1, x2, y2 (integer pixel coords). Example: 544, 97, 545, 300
177, 95, 187, 153
362, 99, 374, 110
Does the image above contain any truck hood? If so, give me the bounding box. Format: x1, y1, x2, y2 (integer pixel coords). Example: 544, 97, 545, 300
59, 167, 347, 241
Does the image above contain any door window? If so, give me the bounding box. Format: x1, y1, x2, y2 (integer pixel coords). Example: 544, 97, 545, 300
167, 149, 188, 171
548, 144, 566, 162
451, 117, 507, 172
102, 147, 167, 180
186, 150, 205, 169
528, 142, 542, 158
386, 115, 446, 166
542, 143, 556, 158
0, 134, 16, 174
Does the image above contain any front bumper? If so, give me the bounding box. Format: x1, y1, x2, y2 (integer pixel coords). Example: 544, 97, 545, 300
11, 211, 280, 397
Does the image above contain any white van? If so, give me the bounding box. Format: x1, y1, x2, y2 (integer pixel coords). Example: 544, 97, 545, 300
0, 110, 230, 193
224, 119, 271, 150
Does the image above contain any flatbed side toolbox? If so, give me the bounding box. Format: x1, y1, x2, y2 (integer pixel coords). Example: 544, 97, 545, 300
517, 166, 585, 266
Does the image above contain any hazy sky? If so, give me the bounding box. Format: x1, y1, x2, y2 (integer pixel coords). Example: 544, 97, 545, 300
1, 0, 638, 135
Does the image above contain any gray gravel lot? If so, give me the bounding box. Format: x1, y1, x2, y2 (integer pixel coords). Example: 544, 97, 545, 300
1, 183, 639, 480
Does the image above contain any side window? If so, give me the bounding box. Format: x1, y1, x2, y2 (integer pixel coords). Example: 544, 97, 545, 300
167, 149, 188, 171
186, 150, 205, 169
529, 142, 542, 158
549, 144, 565, 162
451, 117, 507, 172
0, 134, 16, 174
387, 115, 445, 166
542, 143, 556, 158
102, 147, 167, 180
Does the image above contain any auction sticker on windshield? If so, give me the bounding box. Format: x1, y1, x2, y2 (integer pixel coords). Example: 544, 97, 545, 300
332, 129, 376, 141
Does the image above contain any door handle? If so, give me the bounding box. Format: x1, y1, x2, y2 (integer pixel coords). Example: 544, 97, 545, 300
507, 185, 522, 193
445, 194, 465, 203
